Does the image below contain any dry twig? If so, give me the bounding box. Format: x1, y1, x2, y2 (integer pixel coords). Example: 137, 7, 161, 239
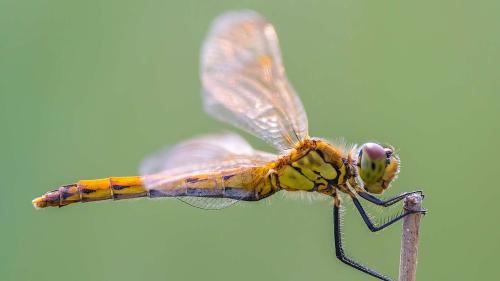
398, 193, 423, 281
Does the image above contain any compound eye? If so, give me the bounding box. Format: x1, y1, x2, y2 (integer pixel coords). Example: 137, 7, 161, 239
363, 143, 386, 160
358, 143, 387, 185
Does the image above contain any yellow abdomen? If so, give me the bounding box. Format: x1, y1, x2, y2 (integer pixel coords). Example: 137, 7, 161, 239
32, 176, 147, 208
32, 166, 280, 208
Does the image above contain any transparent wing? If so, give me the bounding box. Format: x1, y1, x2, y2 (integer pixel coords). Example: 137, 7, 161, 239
140, 132, 276, 175
201, 11, 309, 152
140, 132, 277, 209
178, 197, 238, 210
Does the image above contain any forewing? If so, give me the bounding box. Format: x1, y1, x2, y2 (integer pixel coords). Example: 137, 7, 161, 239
201, 11, 309, 151
140, 132, 277, 209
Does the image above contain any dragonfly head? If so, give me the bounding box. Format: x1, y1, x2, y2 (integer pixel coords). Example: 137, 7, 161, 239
357, 143, 400, 194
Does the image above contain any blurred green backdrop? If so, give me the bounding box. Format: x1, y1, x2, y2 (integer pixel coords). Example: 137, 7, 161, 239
1, 1, 499, 280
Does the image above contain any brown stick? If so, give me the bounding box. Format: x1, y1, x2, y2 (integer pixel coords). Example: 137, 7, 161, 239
398, 193, 423, 281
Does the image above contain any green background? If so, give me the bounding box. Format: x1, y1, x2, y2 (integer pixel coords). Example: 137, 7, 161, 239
1, 1, 499, 280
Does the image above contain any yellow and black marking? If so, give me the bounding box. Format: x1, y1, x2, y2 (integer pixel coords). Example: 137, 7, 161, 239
32, 176, 148, 208
32, 139, 371, 209
275, 139, 348, 195
32, 166, 281, 208
32, 139, 356, 208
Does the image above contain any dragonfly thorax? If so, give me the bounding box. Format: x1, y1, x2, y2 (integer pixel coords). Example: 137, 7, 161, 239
275, 139, 349, 194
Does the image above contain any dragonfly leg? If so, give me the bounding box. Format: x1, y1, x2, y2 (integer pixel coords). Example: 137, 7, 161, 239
348, 192, 425, 232
357, 190, 424, 207
333, 200, 394, 281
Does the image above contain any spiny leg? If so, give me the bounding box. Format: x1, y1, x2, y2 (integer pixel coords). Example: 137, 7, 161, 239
357, 190, 424, 207
333, 195, 394, 281
348, 178, 424, 207
348, 192, 424, 232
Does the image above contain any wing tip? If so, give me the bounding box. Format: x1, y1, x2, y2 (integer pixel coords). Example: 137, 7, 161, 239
202, 10, 266, 52
210, 10, 264, 30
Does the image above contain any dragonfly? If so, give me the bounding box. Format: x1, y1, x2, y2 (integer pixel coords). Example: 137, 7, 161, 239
32, 10, 425, 281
